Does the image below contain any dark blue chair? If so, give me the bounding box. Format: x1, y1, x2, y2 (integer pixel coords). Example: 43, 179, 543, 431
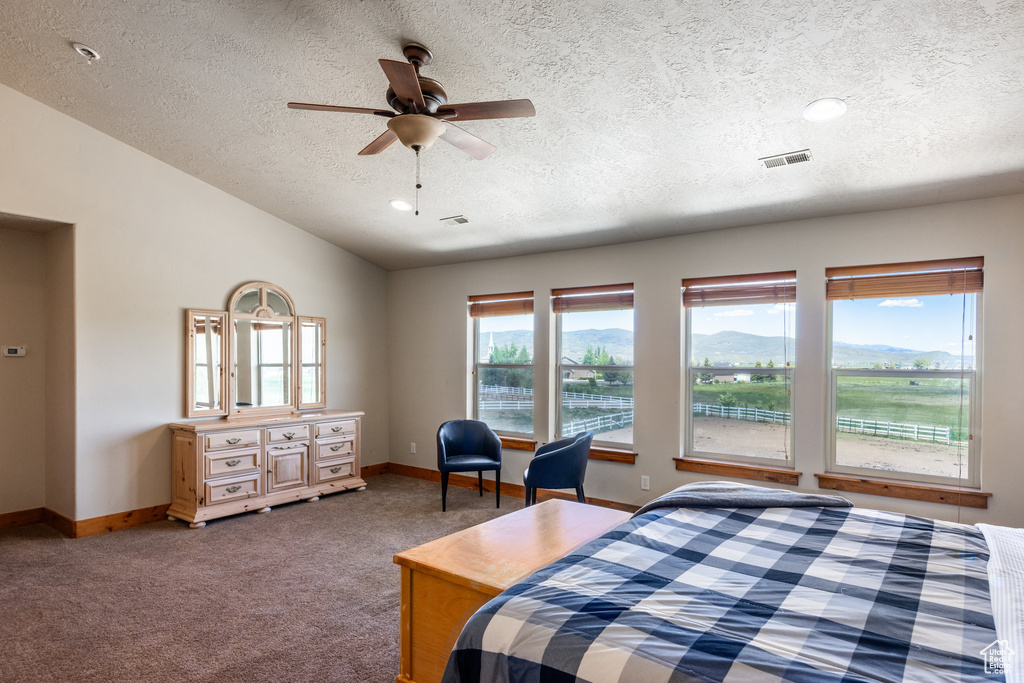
436, 420, 503, 511
523, 431, 593, 506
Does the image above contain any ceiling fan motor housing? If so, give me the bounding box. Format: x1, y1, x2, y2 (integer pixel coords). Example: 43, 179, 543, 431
387, 77, 448, 113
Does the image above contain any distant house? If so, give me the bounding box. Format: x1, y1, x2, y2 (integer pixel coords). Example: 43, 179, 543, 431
561, 357, 596, 381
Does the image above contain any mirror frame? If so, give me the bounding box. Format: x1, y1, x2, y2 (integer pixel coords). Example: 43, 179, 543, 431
227, 281, 299, 418
184, 281, 327, 419
297, 316, 327, 410
185, 309, 229, 418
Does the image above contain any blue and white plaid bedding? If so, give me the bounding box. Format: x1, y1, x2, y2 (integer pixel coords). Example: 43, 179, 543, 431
443, 504, 1001, 682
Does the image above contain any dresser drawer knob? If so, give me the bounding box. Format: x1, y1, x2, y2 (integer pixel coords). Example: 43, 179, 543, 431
331, 445, 344, 452
226, 437, 242, 445
225, 459, 241, 467
330, 467, 343, 474
331, 426, 343, 433
284, 432, 296, 439
225, 485, 242, 493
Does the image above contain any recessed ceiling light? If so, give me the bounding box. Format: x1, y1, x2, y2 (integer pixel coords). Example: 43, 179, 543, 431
72, 43, 101, 63
389, 199, 413, 211
803, 98, 846, 122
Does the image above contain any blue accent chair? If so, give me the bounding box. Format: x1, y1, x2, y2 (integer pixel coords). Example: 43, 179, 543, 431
523, 431, 594, 506
436, 420, 503, 511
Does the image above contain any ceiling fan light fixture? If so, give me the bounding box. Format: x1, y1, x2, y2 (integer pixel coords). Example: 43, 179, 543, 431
803, 97, 847, 122
387, 114, 446, 151
389, 199, 413, 211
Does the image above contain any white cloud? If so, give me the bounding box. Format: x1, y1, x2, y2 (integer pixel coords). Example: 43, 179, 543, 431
878, 298, 924, 308
766, 303, 795, 315
714, 309, 755, 317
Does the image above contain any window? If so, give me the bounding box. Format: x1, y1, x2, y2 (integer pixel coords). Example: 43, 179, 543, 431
683, 271, 796, 464
826, 258, 982, 486
470, 291, 534, 436
553, 284, 634, 449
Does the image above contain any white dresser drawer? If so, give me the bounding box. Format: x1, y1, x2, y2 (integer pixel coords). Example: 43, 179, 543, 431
206, 429, 261, 451
315, 420, 357, 439
205, 474, 260, 505
313, 456, 356, 484
205, 448, 260, 479
315, 437, 355, 462
268, 424, 309, 444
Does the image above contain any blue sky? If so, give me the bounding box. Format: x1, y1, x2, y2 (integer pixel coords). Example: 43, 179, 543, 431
692, 294, 976, 354
478, 294, 976, 355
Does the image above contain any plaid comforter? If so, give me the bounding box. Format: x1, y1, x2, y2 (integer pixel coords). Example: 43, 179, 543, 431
443, 505, 1000, 682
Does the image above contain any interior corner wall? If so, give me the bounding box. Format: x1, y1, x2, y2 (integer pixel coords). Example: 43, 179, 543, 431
387, 193, 1024, 527
0, 83, 389, 521
0, 228, 47, 514
45, 225, 76, 518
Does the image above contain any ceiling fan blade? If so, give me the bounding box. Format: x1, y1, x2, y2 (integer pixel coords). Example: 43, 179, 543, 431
358, 129, 400, 156
440, 123, 496, 160
434, 99, 535, 121
378, 59, 426, 112
287, 102, 394, 117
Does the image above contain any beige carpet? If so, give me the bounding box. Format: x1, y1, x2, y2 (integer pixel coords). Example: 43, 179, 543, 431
0, 474, 524, 683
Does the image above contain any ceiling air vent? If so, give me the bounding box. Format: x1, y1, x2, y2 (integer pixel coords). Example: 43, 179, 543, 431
440, 215, 469, 226
759, 149, 812, 169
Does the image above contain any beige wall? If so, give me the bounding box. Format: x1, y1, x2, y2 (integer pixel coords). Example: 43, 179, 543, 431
0, 83, 389, 520
388, 193, 1024, 526
0, 228, 47, 513
45, 225, 76, 518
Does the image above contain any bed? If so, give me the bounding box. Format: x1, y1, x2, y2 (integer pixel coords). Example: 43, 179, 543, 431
443, 482, 1018, 683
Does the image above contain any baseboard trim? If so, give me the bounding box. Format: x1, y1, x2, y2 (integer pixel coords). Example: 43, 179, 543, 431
40, 508, 75, 537
0, 507, 45, 532
3, 460, 636, 538
74, 504, 172, 538
386, 462, 639, 513
361, 462, 391, 478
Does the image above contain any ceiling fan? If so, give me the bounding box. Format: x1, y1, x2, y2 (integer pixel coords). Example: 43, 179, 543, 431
288, 43, 536, 160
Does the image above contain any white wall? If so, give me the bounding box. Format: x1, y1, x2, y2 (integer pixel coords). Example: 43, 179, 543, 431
0, 228, 47, 514
388, 193, 1024, 526
0, 83, 390, 520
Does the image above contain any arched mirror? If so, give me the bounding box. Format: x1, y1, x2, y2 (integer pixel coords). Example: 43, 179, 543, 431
185, 282, 326, 418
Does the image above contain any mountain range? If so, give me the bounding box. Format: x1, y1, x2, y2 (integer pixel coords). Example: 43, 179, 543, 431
483, 329, 971, 368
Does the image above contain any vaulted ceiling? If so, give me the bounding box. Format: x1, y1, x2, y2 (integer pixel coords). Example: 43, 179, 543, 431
1, 0, 1022, 270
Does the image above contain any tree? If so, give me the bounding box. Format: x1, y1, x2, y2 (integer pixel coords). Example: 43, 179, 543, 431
751, 360, 768, 383
913, 358, 930, 370
698, 357, 714, 384
483, 342, 533, 388
766, 358, 777, 382
603, 356, 633, 385
581, 344, 596, 365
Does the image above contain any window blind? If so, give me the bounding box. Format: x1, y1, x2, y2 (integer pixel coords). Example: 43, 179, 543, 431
468, 291, 534, 318
682, 271, 796, 307
826, 257, 983, 300
551, 283, 634, 314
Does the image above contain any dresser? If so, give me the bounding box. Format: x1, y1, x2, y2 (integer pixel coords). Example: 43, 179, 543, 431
167, 410, 366, 528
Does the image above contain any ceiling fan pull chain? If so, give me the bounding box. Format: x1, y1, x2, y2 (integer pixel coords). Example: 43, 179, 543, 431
414, 149, 419, 216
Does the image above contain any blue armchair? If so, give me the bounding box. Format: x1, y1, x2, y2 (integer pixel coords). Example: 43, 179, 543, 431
523, 431, 593, 506
436, 420, 503, 511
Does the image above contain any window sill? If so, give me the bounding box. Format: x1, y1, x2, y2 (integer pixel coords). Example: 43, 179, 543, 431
589, 447, 637, 465
815, 474, 991, 509
499, 436, 537, 452
674, 458, 800, 485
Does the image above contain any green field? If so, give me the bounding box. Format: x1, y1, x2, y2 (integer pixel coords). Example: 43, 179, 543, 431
692, 376, 968, 431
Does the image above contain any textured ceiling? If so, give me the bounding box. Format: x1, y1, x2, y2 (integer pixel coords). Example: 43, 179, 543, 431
1, 0, 1022, 270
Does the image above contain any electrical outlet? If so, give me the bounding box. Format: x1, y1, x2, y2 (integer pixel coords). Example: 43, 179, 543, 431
410, 442, 416, 454
640, 475, 650, 491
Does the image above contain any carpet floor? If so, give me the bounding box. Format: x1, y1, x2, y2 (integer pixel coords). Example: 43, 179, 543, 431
0, 474, 524, 682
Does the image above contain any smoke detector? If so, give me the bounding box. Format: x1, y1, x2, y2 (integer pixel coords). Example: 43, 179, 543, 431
759, 149, 812, 169
439, 215, 469, 226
